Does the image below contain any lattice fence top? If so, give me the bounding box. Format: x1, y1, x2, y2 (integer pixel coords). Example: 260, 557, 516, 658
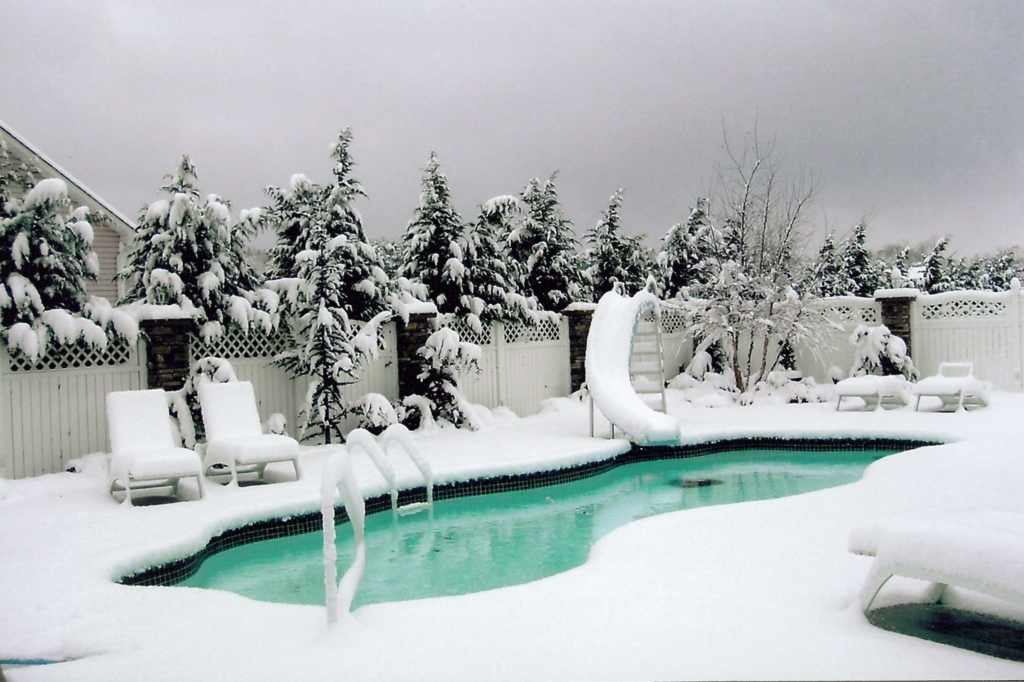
5, 339, 134, 373
438, 317, 493, 346
505, 317, 563, 344
828, 304, 881, 325
920, 298, 1007, 321
660, 308, 688, 334
190, 328, 290, 361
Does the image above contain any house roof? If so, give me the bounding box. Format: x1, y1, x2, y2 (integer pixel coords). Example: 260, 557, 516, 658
0, 118, 136, 238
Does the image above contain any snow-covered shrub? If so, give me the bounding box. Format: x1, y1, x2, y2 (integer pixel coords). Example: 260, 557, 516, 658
848, 324, 918, 380
409, 327, 482, 430
168, 356, 238, 447
349, 393, 398, 435
399, 394, 437, 432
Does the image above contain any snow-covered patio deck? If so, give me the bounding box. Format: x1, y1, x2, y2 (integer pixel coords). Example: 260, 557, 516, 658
3, 393, 1024, 680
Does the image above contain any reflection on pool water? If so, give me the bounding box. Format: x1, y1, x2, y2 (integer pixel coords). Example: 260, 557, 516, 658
179, 448, 896, 608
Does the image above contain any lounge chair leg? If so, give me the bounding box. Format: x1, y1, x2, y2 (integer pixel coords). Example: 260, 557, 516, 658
293, 459, 302, 481
925, 581, 947, 604
860, 562, 893, 613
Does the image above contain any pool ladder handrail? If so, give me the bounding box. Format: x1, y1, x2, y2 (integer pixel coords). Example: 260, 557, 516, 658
346, 426, 433, 515
379, 424, 434, 515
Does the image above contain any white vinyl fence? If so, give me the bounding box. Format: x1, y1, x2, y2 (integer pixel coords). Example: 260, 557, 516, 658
438, 316, 571, 417
796, 297, 883, 382
912, 287, 1024, 391
0, 339, 146, 479
4, 288, 1021, 479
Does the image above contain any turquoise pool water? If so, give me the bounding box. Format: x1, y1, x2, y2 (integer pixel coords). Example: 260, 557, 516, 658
179, 448, 895, 607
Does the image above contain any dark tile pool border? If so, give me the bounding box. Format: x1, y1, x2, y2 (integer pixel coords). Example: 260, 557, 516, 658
119, 436, 936, 587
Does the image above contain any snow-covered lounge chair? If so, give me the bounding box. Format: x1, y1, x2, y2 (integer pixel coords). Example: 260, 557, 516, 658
850, 512, 1024, 615
107, 389, 204, 504
199, 381, 301, 485
913, 362, 989, 412
835, 375, 911, 411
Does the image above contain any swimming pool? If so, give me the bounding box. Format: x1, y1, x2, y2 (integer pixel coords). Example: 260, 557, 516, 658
178, 446, 900, 608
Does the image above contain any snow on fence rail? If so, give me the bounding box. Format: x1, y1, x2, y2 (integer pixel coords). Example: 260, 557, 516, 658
437, 315, 571, 417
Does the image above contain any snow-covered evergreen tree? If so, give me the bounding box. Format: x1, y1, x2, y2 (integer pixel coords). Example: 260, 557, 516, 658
808, 233, 848, 297
1, 178, 98, 328
398, 153, 469, 315
370, 237, 404, 280
265, 129, 389, 321
462, 195, 535, 324
922, 237, 950, 294
658, 198, 714, 299
585, 190, 652, 297
118, 156, 260, 338
272, 216, 390, 444
842, 223, 888, 297
0, 146, 122, 360
508, 173, 589, 311
979, 249, 1022, 291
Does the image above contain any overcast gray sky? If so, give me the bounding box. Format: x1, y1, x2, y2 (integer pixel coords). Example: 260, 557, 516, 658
2, 0, 1021, 256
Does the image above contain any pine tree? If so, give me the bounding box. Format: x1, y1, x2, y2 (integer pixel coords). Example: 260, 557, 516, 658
979, 249, 1022, 291
273, 216, 389, 444
809, 233, 848, 297
1, 177, 99, 329
509, 173, 589, 311
841, 223, 886, 297
265, 129, 389, 321
922, 237, 950, 294
585, 190, 651, 297
118, 156, 260, 337
658, 198, 714, 299
398, 153, 468, 315
462, 196, 531, 323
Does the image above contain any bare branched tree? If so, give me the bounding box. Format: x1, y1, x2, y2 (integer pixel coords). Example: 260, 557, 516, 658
672, 124, 833, 393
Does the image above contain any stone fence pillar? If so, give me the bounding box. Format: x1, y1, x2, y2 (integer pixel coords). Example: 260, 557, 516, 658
396, 311, 437, 398
875, 289, 919, 358
563, 304, 597, 394
140, 318, 194, 391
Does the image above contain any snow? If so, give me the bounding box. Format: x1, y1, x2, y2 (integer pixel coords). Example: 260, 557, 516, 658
4, 321, 41, 361
39, 309, 77, 345
22, 178, 68, 210
12, 232, 30, 269
145, 200, 170, 223
4, 389, 1024, 678
70, 218, 94, 245
586, 290, 680, 445
874, 288, 921, 299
